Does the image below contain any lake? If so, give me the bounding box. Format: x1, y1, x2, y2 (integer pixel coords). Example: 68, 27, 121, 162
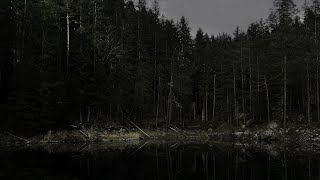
0, 142, 319, 180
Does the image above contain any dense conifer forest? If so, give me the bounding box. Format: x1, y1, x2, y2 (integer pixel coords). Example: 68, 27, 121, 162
1, 0, 320, 134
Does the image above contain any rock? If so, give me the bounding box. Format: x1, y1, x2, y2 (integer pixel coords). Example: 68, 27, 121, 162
234, 132, 244, 136
268, 122, 279, 129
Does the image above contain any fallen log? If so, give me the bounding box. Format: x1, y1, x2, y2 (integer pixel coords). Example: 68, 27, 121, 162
129, 120, 151, 138
169, 127, 179, 133
122, 114, 151, 138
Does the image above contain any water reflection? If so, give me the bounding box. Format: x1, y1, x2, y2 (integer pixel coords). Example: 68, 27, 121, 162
0, 142, 319, 180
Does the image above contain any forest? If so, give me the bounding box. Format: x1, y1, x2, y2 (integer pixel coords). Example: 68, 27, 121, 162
1, 0, 320, 135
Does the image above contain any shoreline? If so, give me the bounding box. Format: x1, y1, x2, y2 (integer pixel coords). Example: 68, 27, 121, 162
2, 122, 320, 155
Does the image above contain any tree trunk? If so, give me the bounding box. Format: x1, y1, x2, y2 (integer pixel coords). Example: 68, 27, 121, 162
179, 107, 183, 127
202, 96, 205, 122
79, 107, 82, 123
79, 0, 82, 29
241, 47, 245, 113
317, 56, 320, 122
283, 56, 287, 128
167, 74, 173, 128
41, 23, 45, 57
213, 74, 216, 121
233, 63, 237, 126
154, 33, 157, 114
156, 76, 160, 128
66, 0, 70, 75
79, 0, 82, 52
192, 102, 196, 121
20, 0, 27, 62
227, 94, 230, 125
264, 76, 270, 123
307, 62, 311, 126
93, 2, 97, 72
249, 50, 252, 114
137, 16, 141, 59
257, 56, 260, 93
205, 86, 208, 122
315, 5, 319, 123
87, 106, 91, 122
109, 104, 112, 121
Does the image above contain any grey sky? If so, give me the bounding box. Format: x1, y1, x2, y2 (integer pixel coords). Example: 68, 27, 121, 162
144, 0, 304, 36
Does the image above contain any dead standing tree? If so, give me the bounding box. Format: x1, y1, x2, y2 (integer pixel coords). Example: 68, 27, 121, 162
167, 75, 174, 128
166, 75, 184, 128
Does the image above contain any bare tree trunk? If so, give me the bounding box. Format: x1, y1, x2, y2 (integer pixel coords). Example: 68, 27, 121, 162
241, 46, 245, 113
264, 76, 270, 123
307, 62, 311, 126
79, 0, 82, 52
233, 63, 237, 126
192, 102, 196, 121
66, 0, 70, 75
109, 104, 112, 121
317, 56, 320, 122
156, 76, 160, 128
249, 50, 252, 114
20, 0, 27, 62
87, 106, 91, 122
257, 56, 260, 93
154, 33, 157, 115
283, 56, 287, 128
93, 2, 97, 72
315, 4, 319, 123
41, 8, 46, 58
227, 94, 230, 125
167, 74, 173, 128
179, 107, 183, 127
202, 96, 205, 122
213, 74, 216, 121
256, 56, 260, 122
205, 85, 208, 122
79, 0, 82, 29
137, 16, 141, 59
80, 107, 82, 122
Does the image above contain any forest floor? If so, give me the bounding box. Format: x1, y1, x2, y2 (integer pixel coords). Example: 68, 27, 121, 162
2, 121, 320, 155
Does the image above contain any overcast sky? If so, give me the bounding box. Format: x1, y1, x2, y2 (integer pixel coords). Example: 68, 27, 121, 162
143, 0, 304, 36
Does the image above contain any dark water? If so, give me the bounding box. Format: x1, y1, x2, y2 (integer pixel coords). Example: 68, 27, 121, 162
0, 142, 319, 180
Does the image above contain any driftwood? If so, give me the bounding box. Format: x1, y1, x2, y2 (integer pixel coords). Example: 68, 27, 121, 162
169, 127, 179, 133
79, 130, 89, 139
39, 140, 59, 144
122, 114, 151, 138
129, 120, 151, 138
188, 125, 200, 128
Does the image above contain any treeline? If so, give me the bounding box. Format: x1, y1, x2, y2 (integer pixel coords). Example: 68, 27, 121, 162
1, 0, 320, 133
